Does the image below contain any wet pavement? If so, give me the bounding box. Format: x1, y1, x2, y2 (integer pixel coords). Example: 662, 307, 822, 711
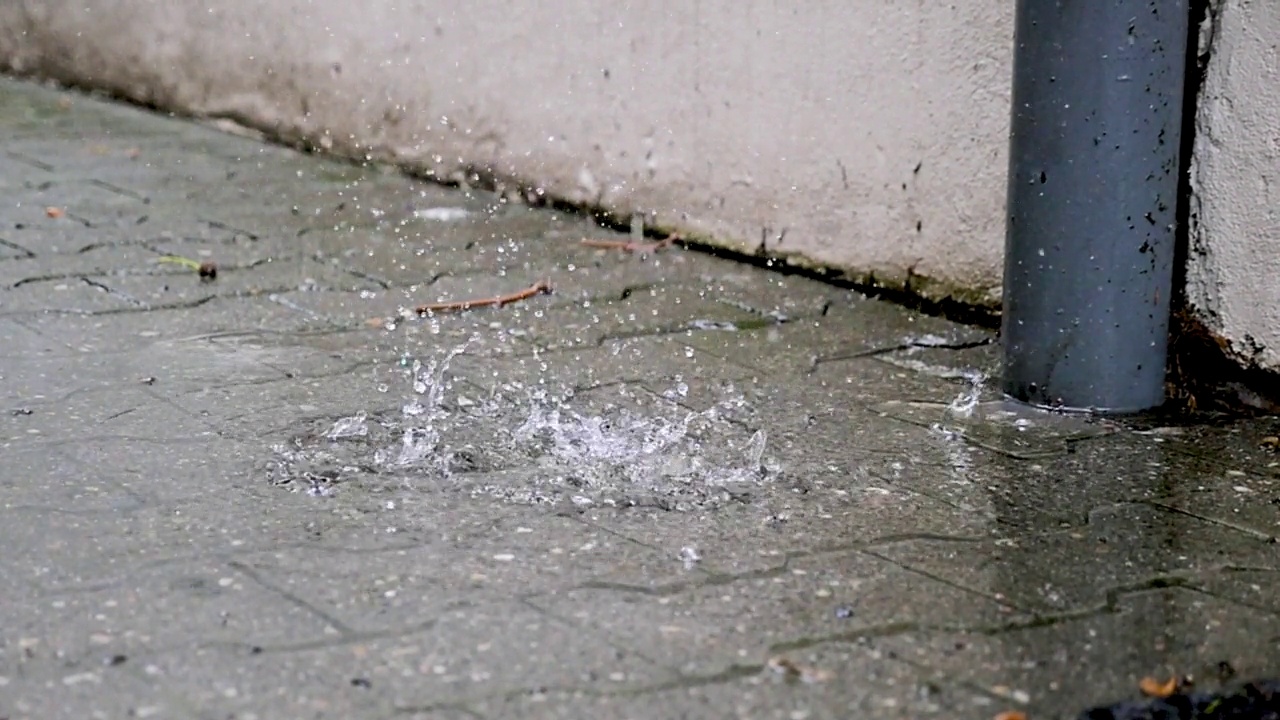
2, 76, 1279, 720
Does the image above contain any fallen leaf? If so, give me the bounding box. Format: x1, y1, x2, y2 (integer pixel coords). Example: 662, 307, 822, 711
994, 712, 1027, 720
1139, 675, 1178, 698
44, 207, 64, 219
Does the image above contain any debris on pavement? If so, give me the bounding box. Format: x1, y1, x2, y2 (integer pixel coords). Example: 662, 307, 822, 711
994, 711, 1028, 720
411, 279, 552, 315
580, 234, 678, 255
157, 254, 218, 281
765, 655, 833, 684
44, 206, 63, 218
1076, 678, 1280, 720
1137, 675, 1180, 699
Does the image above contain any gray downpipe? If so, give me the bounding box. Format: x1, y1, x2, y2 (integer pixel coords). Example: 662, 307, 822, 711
1000, 0, 1189, 413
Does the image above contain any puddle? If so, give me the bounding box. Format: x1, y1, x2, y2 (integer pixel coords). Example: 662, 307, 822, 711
872, 397, 1119, 460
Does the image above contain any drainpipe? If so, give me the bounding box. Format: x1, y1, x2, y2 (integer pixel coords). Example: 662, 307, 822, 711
1000, 0, 1190, 413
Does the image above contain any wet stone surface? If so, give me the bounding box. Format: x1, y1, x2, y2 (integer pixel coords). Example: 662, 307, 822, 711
2, 77, 1280, 720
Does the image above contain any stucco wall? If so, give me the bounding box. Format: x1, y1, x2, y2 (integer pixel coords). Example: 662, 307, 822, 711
1186, 0, 1280, 371
0, 0, 1014, 306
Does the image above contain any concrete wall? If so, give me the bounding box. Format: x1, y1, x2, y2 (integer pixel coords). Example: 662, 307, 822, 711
4, 0, 1280, 374
0, 0, 1014, 307
1186, 0, 1280, 372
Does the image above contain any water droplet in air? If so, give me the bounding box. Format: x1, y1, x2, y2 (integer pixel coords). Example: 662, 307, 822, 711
679, 546, 701, 570
326, 412, 369, 440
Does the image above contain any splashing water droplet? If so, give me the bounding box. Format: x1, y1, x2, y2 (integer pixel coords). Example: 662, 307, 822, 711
414, 207, 470, 222
946, 371, 987, 418
679, 546, 701, 570
662, 383, 690, 400
383, 339, 475, 472
325, 412, 368, 440
744, 429, 767, 469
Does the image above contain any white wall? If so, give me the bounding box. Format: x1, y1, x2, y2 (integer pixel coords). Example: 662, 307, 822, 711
1187, 0, 1280, 371
0, 0, 1014, 307
5, 0, 1279, 373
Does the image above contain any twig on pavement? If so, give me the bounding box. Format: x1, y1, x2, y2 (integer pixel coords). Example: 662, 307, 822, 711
413, 279, 552, 315
580, 234, 679, 254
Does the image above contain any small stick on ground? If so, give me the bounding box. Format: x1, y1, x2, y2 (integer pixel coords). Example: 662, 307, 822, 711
580, 234, 679, 254
413, 279, 552, 315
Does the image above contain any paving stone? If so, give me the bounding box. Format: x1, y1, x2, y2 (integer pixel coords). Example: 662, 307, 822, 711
3, 76, 1279, 720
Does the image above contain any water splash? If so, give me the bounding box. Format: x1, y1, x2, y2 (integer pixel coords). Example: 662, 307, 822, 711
679, 546, 701, 570
377, 340, 473, 471
266, 339, 777, 510
414, 207, 470, 221
325, 411, 369, 440
503, 391, 771, 508
945, 369, 987, 419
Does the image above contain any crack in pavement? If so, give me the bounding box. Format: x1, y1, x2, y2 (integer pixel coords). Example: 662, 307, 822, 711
0, 238, 37, 258
30, 538, 438, 597
9, 256, 278, 288
1141, 499, 1280, 543
558, 533, 992, 599
85, 177, 151, 203
808, 336, 996, 373
203, 615, 445, 656
80, 276, 147, 306
0, 286, 323, 319
5, 149, 56, 171
226, 558, 357, 635
200, 218, 260, 240
766, 574, 1202, 657
515, 596, 666, 668
390, 662, 765, 716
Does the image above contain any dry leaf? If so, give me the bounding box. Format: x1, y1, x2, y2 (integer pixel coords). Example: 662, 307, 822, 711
994, 712, 1028, 720
44, 207, 64, 219
1139, 675, 1178, 698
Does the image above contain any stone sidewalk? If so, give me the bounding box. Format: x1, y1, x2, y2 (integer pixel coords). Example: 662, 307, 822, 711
2, 77, 1279, 720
